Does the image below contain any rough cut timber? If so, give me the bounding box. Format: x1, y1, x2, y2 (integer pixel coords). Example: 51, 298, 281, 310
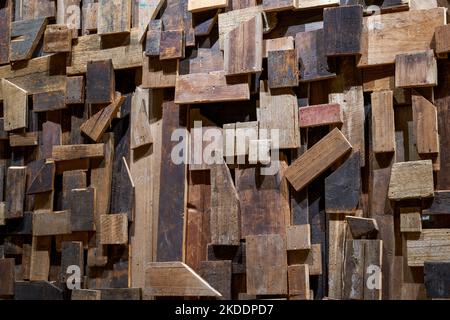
299, 103, 343, 128
424, 262, 450, 299
145, 20, 161, 57
0, 258, 15, 296
56, 0, 81, 37
43, 24, 72, 53
0, 0, 11, 65
263, 36, 294, 58
246, 234, 288, 295
5, 166, 27, 219
14, 281, 63, 300
210, 164, 240, 246
412, 92, 440, 154
33, 90, 66, 113
323, 5, 363, 57
288, 264, 310, 300
188, 0, 228, 13
325, 152, 361, 214
27, 160, 55, 194
86, 59, 115, 104
407, 229, 450, 267
52, 144, 105, 161
285, 128, 352, 192
287, 224, 311, 251
97, 0, 132, 35
263, 0, 295, 12
71, 289, 101, 300
268, 49, 299, 88
359, 8, 446, 67
69, 187, 95, 232
144, 262, 222, 297
395, 50, 437, 88
400, 207, 422, 233
199, 260, 232, 300
371, 90, 396, 154
10, 18, 47, 61
60, 240, 84, 284
99, 213, 128, 245
346, 216, 379, 239
435, 24, 450, 54
224, 15, 263, 75
294, 0, 339, 10
159, 30, 185, 60
388, 160, 434, 201
423, 191, 450, 215
2, 79, 28, 131
175, 71, 250, 104
32, 210, 71, 236
9, 132, 39, 147
142, 55, 177, 89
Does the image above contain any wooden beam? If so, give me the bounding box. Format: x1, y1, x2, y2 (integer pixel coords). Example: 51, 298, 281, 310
86, 59, 115, 104
435, 24, 450, 54
43, 24, 72, 53
395, 50, 437, 88
0, 258, 15, 296
66, 76, 85, 104
285, 128, 352, 192
288, 264, 310, 300
14, 281, 63, 300
10, 18, 47, 61
33, 90, 66, 113
70, 187, 95, 232
32, 210, 71, 236
407, 229, 450, 267
388, 160, 434, 201
286, 224, 311, 251
267, 49, 299, 88
412, 92, 440, 154
400, 207, 422, 233
1, 79, 28, 131
371, 90, 396, 154
100, 213, 128, 245
97, 0, 132, 35
10, 132, 39, 147
159, 30, 185, 60
0, 0, 11, 65
144, 262, 222, 297
52, 144, 105, 161
299, 103, 343, 128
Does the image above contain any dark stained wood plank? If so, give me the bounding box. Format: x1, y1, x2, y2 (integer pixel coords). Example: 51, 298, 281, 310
199, 260, 232, 300
86, 59, 115, 104
145, 20, 161, 56
70, 187, 95, 232
27, 160, 55, 194
10, 18, 47, 61
14, 281, 63, 300
0, 0, 11, 65
267, 49, 299, 88
66, 76, 85, 104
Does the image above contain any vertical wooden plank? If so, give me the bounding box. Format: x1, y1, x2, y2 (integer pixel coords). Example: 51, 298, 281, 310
60, 241, 84, 285
327, 214, 346, 299
412, 92, 440, 155
371, 90, 396, 154
30, 236, 51, 281
0, 258, 15, 296
267, 49, 299, 88
86, 59, 115, 104
2, 79, 28, 131
288, 264, 310, 300
0, 0, 11, 65
6, 166, 27, 219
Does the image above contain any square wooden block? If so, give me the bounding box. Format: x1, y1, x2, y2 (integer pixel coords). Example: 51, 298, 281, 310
400, 207, 422, 233
44, 24, 72, 53
287, 225, 311, 251
100, 214, 128, 245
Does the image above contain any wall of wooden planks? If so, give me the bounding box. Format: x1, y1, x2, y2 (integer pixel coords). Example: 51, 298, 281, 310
1, 0, 450, 301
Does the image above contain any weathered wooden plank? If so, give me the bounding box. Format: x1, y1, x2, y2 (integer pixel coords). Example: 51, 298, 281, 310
263, 0, 295, 12
294, 0, 339, 10
224, 15, 263, 75
287, 224, 311, 250
388, 160, 434, 201
66, 76, 84, 104
371, 90, 395, 154
246, 234, 288, 295
285, 128, 352, 192
328, 214, 346, 299
70, 187, 95, 232
263, 36, 294, 58
33, 90, 66, 113
71, 289, 101, 300
52, 144, 104, 161
134, 0, 164, 41
435, 24, 450, 54
288, 264, 310, 300
0, 0, 11, 65
407, 229, 450, 267
144, 262, 222, 297
325, 152, 360, 214
424, 262, 450, 299
5, 166, 27, 219
2, 79, 28, 131
299, 103, 343, 128
400, 207, 422, 233
346, 216, 379, 239
323, 5, 363, 57
100, 213, 128, 245
159, 30, 185, 60
412, 92, 440, 154
188, 0, 228, 13
97, 0, 132, 35
268, 49, 299, 88
199, 260, 232, 300
32, 210, 71, 236
10, 132, 39, 147
423, 191, 450, 215
362, 65, 395, 92
43, 24, 72, 53
145, 20, 161, 56
30, 235, 51, 281
0, 258, 15, 296
10, 18, 47, 61
14, 281, 63, 300
142, 55, 177, 89
86, 59, 115, 104
395, 50, 437, 88
100, 288, 141, 300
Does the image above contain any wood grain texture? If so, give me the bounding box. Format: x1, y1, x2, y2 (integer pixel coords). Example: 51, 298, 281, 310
86, 59, 115, 104
299, 103, 343, 128
224, 15, 263, 75
395, 50, 437, 88
32, 210, 71, 236
5, 166, 27, 219
0, 0, 11, 65
424, 262, 450, 299
435, 24, 450, 54
43, 24, 72, 53
288, 264, 310, 299
159, 30, 184, 60
188, 0, 228, 13
10, 18, 47, 61
70, 187, 95, 232
412, 92, 440, 154
199, 260, 232, 300
33, 90, 66, 113
407, 229, 450, 267
268, 49, 299, 88
371, 90, 395, 154
246, 234, 288, 295
423, 191, 450, 215
287, 224, 311, 250
388, 160, 434, 201
144, 262, 222, 297
0, 258, 15, 296
65, 76, 84, 104
142, 55, 177, 89
400, 207, 422, 233
285, 128, 352, 192
52, 144, 104, 161
2, 79, 28, 131
97, 0, 132, 35
100, 213, 128, 245
346, 216, 379, 239
10, 132, 39, 147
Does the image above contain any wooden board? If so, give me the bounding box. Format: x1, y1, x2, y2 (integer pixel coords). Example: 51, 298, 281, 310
33, 90, 66, 113
199, 260, 232, 300
70, 187, 95, 232
347, 216, 379, 239
324, 151, 360, 214
175, 71, 250, 104
14, 281, 63, 300
159, 30, 185, 60
388, 160, 434, 201
400, 207, 422, 233
267, 49, 299, 88
86, 59, 115, 104
436, 60, 450, 189
188, 0, 228, 13
5, 166, 27, 219
100, 213, 128, 245
371, 90, 395, 154
10, 18, 47, 61
142, 56, 177, 89
10, 132, 39, 147
323, 5, 363, 56
435, 24, 450, 54
145, 20, 161, 57
412, 92, 440, 154
423, 191, 450, 215
407, 229, 450, 267
32, 210, 71, 236
0, 258, 15, 296
65, 76, 84, 104
2, 79, 28, 131
424, 262, 450, 299
0, 0, 11, 65
43, 24, 72, 53
359, 8, 446, 67
286, 224, 311, 250
246, 234, 288, 295
285, 128, 352, 192
30, 236, 51, 281
52, 144, 104, 161
288, 264, 310, 299
144, 262, 222, 297
294, 0, 339, 10
395, 50, 437, 88
224, 15, 263, 75
97, 0, 132, 35
299, 103, 343, 128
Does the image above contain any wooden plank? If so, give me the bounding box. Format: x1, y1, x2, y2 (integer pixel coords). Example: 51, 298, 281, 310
263, 36, 294, 58
159, 30, 185, 60
395, 50, 437, 88
199, 260, 232, 300
33, 90, 66, 113
56, 0, 81, 37
14, 281, 63, 300
100, 288, 141, 300
328, 214, 346, 299
10, 18, 47, 61
66, 76, 84, 104
259, 80, 300, 149
412, 92, 440, 154
52, 144, 104, 161
10, 132, 39, 147
71, 289, 101, 300
43, 24, 72, 53
224, 15, 263, 75
323, 5, 363, 56
62, 170, 86, 210
100, 213, 128, 245
81, 95, 125, 142
423, 191, 450, 215
246, 234, 288, 295
0, 0, 11, 65
400, 207, 422, 233
436, 60, 450, 189
324, 152, 360, 214
388, 160, 434, 201
142, 56, 177, 89
371, 90, 396, 154
188, 0, 228, 13
267, 49, 299, 88
288, 264, 310, 299
295, 29, 336, 82
435, 24, 450, 54
285, 128, 352, 192
424, 262, 450, 299
175, 71, 250, 104
30, 236, 51, 281
263, 0, 294, 12
32, 210, 71, 236
294, 0, 339, 10
210, 164, 240, 246
86, 59, 115, 104
407, 229, 450, 267
156, 100, 187, 262
346, 216, 379, 239
0, 258, 15, 296
2, 79, 27, 131
70, 187, 95, 231
5, 166, 27, 219
286, 224, 311, 250
144, 262, 222, 297
145, 20, 161, 56
359, 8, 445, 67
97, 0, 132, 35
299, 103, 343, 128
